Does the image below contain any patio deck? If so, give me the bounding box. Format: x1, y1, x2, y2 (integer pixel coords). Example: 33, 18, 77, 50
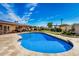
0, 32, 79, 56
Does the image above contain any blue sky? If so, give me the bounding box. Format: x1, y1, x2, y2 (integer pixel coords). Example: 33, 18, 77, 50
0, 3, 79, 27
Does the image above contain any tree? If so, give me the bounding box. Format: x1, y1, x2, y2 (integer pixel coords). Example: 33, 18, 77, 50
47, 22, 53, 29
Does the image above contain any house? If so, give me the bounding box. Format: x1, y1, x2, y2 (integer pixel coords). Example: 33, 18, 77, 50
59, 24, 72, 31
0, 20, 18, 34
0, 20, 31, 34
16, 24, 32, 32
72, 24, 79, 34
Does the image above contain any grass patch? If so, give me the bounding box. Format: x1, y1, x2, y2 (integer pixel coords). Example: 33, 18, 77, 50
40, 30, 62, 35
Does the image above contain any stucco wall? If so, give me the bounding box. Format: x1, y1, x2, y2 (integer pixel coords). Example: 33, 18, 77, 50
60, 25, 72, 31
74, 25, 79, 34
9, 25, 16, 32
0, 23, 16, 34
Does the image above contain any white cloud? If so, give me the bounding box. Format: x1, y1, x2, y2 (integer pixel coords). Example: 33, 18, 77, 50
21, 12, 32, 21
30, 7, 35, 11
22, 3, 38, 22
28, 19, 35, 22
8, 12, 22, 21
1, 3, 11, 11
26, 3, 38, 8
1, 3, 22, 23
29, 3, 38, 12
0, 3, 38, 24
28, 12, 32, 15
0, 12, 9, 21
0, 11, 15, 22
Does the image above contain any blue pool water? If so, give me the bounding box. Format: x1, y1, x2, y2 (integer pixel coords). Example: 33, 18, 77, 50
20, 32, 73, 53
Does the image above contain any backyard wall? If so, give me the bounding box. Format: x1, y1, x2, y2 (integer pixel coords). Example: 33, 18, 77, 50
74, 24, 79, 34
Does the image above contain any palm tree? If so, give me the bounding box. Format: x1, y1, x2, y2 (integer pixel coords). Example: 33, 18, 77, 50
61, 18, 63, 25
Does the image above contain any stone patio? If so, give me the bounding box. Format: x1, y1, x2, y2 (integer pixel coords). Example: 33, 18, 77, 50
0, 32, 79, 56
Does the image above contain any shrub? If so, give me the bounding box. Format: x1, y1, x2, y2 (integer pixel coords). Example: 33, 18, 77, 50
62, 31, 75, 35
51, 28, 62, 32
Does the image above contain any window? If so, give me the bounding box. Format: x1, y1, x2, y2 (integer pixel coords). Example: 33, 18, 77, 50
4, 26, 7, 31
8, 26, 9, 31
0, 25, 2, 30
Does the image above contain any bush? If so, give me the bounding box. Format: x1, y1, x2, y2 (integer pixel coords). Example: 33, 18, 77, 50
62, 31, 75, 35
51, 28, 62, 32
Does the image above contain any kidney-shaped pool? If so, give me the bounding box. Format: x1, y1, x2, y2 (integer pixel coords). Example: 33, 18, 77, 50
19, 32, 73, 53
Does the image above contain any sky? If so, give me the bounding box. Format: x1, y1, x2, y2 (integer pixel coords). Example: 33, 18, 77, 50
0, 3, 79, 27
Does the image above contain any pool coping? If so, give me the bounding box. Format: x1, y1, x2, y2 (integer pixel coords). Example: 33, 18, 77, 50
16, 32, 79, 56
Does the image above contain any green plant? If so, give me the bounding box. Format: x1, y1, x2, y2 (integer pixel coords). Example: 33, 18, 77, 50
62, 31, 75, 35
47, 22, 52, 29
51, 28, 62, 32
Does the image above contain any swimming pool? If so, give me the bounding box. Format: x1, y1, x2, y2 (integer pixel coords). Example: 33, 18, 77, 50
19, 32, 73, 53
